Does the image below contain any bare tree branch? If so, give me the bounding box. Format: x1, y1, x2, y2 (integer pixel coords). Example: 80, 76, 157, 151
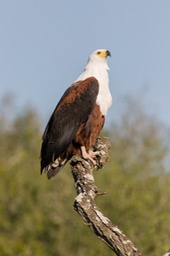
162, 250, 170, 256
71, 137, 143, 256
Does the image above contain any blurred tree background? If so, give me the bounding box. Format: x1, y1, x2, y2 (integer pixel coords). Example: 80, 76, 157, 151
0, 95, 170, 256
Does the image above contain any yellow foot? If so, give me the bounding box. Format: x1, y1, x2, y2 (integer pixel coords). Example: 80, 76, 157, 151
80, 146, 98, 165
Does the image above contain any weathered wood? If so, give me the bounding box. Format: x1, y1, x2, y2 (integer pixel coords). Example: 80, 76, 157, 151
71, 137, 143, 256
162, 250, 170, 256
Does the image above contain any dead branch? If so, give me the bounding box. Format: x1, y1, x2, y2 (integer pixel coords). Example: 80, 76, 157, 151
70, 137, 143, 256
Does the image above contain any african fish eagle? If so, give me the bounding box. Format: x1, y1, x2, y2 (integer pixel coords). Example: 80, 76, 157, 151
40, 49, 112, 179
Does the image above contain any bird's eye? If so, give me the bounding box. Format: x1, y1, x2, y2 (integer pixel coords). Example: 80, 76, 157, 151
97, 51, 101, 55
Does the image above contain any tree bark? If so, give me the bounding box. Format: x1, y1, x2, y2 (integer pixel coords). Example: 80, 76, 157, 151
71, 137, 143, 256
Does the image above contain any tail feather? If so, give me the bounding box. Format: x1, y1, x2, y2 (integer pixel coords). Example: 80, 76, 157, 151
45, 157, 68, 179
47, 165, 65, 179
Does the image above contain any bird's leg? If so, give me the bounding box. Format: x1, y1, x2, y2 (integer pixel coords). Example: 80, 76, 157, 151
80, 146, 97, 165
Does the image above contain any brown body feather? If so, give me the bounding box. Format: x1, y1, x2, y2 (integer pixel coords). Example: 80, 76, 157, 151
40, 76, 105, 178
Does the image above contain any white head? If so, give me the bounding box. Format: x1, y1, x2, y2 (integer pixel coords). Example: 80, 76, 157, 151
76, 49, 111, 81
88, 49, 111, 64
84, 49, 111, 72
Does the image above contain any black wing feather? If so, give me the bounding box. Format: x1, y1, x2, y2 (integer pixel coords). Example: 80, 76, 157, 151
40, 77, 99, 171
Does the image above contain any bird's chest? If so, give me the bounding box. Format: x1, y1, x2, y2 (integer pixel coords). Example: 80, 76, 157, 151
96, 76, 112, 116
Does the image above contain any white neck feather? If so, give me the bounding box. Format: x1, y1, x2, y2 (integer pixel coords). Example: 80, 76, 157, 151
75, 60, 112, 116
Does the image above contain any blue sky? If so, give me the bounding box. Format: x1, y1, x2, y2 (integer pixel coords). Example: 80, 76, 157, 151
0, 0, 170, 127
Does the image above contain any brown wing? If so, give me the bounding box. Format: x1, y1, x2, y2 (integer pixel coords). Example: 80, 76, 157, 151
40, 76, 99, 172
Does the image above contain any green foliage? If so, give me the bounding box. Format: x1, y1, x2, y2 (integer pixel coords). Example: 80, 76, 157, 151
0, 98, 170, 255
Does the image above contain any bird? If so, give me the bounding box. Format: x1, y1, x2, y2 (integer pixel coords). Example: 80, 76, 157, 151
40, 49, 112, 179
